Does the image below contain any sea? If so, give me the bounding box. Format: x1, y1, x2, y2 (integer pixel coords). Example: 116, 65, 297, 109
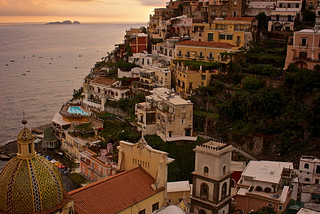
0, 23, 144, 170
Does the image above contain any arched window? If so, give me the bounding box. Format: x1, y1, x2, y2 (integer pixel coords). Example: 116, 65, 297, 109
200, 183, 209, 200
223, 165, 226, 175
199, 209, 207, 214
204, 166, 209, 175
305, 163, 309, 169
221, 182, 227, 198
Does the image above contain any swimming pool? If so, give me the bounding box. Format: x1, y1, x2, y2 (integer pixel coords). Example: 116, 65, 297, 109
67, 106, 89, 115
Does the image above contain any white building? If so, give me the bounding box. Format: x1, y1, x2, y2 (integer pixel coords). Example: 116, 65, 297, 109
268, 0, 302, 31
135, 88, 196, 142
83, 77, 132, 112
236, 161, 299, 214
297, 156, 320, 184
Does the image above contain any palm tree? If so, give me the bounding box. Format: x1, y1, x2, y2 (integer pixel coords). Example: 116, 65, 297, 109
229, 204, 241, 214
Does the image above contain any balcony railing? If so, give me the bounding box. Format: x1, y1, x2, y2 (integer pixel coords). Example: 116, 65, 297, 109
293, 57, 320, 62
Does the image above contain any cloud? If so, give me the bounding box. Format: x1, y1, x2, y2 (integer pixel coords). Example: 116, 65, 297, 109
135, 0, 167, 7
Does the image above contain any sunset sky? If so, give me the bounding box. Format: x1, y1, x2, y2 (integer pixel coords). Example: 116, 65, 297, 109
0, 0, 168, 24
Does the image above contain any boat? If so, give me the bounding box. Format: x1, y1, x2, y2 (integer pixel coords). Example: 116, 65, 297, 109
10, 60, 15, 62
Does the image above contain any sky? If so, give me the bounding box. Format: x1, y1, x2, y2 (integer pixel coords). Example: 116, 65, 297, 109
0, 0, 168, 24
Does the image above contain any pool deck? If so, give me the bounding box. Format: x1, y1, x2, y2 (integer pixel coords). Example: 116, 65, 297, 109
60, 103, 91, 118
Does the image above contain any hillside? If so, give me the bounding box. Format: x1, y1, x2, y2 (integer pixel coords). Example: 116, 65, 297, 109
190, 38, 320, 161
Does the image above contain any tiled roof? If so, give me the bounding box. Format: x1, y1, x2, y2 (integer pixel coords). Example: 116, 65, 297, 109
224, 17, 255, 21
91, 77, 117, 86
69, 167, 164, 214
176, 40, 235, 48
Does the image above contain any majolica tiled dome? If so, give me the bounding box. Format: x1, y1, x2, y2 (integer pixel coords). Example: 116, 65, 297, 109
0, 126, 67, 214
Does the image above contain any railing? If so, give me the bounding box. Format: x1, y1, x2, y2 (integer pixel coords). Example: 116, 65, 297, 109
185, 54, 191, 58
293, 57, 320, 62
299, 43, 308, 48
198, 56, 204, 59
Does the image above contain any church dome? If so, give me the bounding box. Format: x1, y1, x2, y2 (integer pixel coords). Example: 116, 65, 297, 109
0, 126, 68, 214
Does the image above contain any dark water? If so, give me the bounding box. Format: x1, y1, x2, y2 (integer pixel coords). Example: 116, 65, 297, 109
0, 23, 144, 145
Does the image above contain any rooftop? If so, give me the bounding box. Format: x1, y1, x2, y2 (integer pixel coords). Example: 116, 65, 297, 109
91, 77, 117, 86
69, 167, 164, 214
167, 181, 190, 193
242, 161, 293, 184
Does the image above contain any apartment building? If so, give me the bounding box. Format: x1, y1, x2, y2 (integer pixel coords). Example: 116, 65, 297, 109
245, 0, 276, 16
83, 77, 132, 112
79, 148, 117, 182
192, 17, 258, 49
132, 66, 171, 93
236, 161, 299, 214
296, 156, 320, 184
285, 28, 320, 70
135, 88, 196, 142
268, 0, 302, 31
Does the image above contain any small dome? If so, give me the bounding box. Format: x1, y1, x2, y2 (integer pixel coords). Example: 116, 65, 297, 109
0, 155, 66, 213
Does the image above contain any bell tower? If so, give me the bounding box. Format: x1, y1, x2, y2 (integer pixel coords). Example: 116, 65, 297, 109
190, 140, 233, 214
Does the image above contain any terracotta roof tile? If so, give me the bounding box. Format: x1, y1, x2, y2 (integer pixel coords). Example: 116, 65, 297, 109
69, 167, 164, 214
176, 40, 235, 48
223, 17, 255, 21
91, 77, 117, 86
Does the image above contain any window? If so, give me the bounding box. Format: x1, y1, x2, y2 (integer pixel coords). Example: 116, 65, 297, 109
279, 205, 283, 211
223, 166, 226, 175
182, 119, 186, 124
301, 38, 307, 46
208, 33, 213, 41
204, 166, 209, 175
316, 165, 320, 173
152, 202, 159, 212
267, 203, 273, 207
138, 210, 145, 214
178, 50, 182, 56
201, 75, 206, 80
221, 182, 227, 198
304, 163, 310, 169
199, 210, 207, 214
200, 183, 209, 200
233, 11, 237, 17
305, 178, 310, 182
28, 143, 32, 153
299, 51, 307, 58
208, 52, 213, 60
222, 10, 226, 17
219, 34, 225, 40
227, 35, 233, 40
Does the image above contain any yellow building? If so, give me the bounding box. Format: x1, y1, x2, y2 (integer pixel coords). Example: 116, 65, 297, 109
192, 17, 258, 49
0, 121, 74, 214
173, 40, 237, 97
70, 137, 175, 214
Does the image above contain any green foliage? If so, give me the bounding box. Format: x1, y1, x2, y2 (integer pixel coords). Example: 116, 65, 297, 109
69, 173, 87, 186
72, 87, 83, 100
256, 12, 268, 31
243, 76, 265, 90
145, 135, 207, 182
302, 10, 316, 24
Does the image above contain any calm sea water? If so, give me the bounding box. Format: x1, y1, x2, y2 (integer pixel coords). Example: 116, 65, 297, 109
0, 23, 144, 146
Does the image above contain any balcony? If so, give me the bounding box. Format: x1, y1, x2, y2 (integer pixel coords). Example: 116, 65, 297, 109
198, 55, 204, 59
185, 54, 191, 58
293, 57, 320, 62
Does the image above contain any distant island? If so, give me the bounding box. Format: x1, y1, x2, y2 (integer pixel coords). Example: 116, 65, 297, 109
45, 20, 80, 25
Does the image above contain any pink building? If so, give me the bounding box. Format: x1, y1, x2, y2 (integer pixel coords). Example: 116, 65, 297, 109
285, 28, 320, 70
80, 148, 117, 182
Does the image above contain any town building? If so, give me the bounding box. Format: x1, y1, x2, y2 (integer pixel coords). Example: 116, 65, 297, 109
235, 160, 299, 214
70, 136, 174, 213
245, 0, 276, 16
83, 76, 132, 112
79, 148, 117, 182
268, 0, 302, 31
285, 28, 320, 70
190, 140, 233, 214
148, 8, 172, 41
0, 121, 74, 214
135, 88, 196, 142
174, 40, 238, 64
167, 181, 191, 204
192, 17, 258, 49
296, 156, 320, 184
60, 131, 100, 164
131, 66, 171, 93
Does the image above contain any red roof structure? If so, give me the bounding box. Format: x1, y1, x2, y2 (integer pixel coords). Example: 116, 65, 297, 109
69, 167, 165, 214
176, 40, 235, 48
91, 77, 117, 86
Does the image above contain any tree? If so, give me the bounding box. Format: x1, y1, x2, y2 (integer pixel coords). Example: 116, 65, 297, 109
302, 10, 316, 25
255, 12, 268, 31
